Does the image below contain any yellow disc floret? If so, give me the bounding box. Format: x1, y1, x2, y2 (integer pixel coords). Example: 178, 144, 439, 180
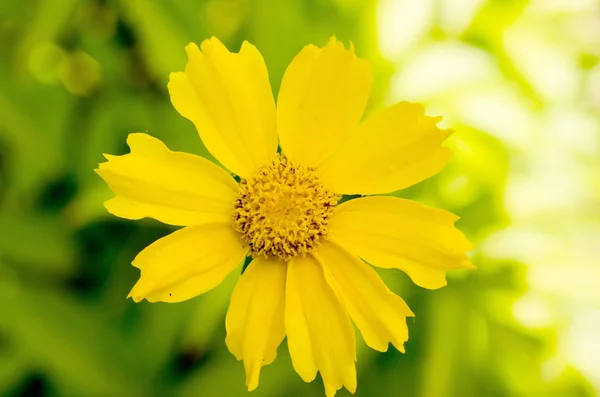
233, 155, 339, 261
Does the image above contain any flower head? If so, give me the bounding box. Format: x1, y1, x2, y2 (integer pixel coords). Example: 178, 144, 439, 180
96, 36, 475, 396
233, 155, 339, 260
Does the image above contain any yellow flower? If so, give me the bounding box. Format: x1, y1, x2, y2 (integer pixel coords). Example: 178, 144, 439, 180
96, 37, 474, 397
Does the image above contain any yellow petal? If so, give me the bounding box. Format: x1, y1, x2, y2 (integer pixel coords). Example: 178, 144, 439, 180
168, 38, 278, 178
317, 102, 452, 195
329, 196, 475, 290
315, 241, 414, 353
286, 254, 356, 397
96, 133, 238, 227
277, 37, 371, 167
225, 257, 286, 391
128, 223, 247, 303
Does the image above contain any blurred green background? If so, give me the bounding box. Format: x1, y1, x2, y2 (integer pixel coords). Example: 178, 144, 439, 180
1, 0, 600, 396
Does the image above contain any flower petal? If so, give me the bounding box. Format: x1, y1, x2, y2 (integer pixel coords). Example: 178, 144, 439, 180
317, 102, 452, 195
285, 254, 356, 397
315, 241, 414, 353
277, 37, 372, 168
328, 196, 475, 290
225, 256, 286, 391
96, 133, 238, 227
168, 38, 278, 178
127, 223, 247, 303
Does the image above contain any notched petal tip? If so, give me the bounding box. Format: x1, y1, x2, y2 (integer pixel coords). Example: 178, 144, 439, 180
127, 278, 144, 302
399, 101, 450, 133
246, 384, 258, 392
125, 132, 162, 150
240, 40, 257, 52
168, 71, 185, 85
323, 35, 358, 56
96, 155, 119, 174
464, 262, 477, 270
101, 198, 112, 211
463, 239, 477, 253
325, 384, 339, 397
126, 291, 138, 301
95, 166, 113, 182
441, 128, 454, 139
246, 372, 260, 392
396, 100, 424, 113
345, 381, 357, 395
421, 277, 448, 291
184, 41, 201, 56
126, 291, 144, 303
199, 36, 229, 55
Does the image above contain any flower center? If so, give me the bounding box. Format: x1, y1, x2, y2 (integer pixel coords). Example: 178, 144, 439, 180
233, 155, 340, 261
